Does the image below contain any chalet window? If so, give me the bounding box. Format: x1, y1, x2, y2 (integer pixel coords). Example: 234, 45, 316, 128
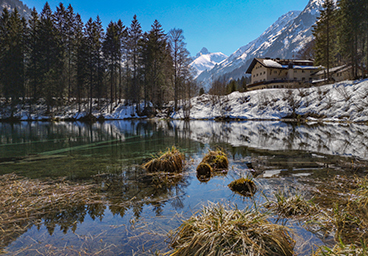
302, 70, 305, 73
264, 71, 265, 74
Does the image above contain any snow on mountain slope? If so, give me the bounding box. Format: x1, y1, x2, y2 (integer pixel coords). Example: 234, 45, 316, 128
196, 0, 324, 89
1, 0, 31, 18
190, 47, 227, 78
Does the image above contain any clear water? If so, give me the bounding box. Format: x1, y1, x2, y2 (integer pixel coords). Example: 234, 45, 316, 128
1, 120, 367, 255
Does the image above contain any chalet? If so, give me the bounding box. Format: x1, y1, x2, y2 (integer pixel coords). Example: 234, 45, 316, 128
312, 65, 357, 84
245, 58, 321, 90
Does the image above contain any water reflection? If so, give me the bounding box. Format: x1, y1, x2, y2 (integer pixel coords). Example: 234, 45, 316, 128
1, 120, 368, 255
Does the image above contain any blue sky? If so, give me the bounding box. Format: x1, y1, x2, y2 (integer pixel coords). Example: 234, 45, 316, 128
23, 0, 309, 56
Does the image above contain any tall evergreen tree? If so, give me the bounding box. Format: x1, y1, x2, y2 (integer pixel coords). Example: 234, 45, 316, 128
0, 8, 26, 113
313, 0, 336, 81
142, 20, 169, 108
38, 2, 63, 112
128, 15, 143, 107
26, 7, 41, 101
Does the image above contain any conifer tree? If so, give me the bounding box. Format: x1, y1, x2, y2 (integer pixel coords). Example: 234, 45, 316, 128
38, 2, 63, 112
0, 8, 26, 113
128, 15, 143, 107
142, 20, 168, 108
26, 7, 41, 101
313, 0, 336, 81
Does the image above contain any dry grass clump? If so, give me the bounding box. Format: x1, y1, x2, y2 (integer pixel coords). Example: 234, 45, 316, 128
144, 147, 184, 173
0, 173, 100, 249
196, 149, 229, 181
201, 149, 229, 170
169, 203, 295, 256
265, 192, 318, 218
228, 177, 257, 196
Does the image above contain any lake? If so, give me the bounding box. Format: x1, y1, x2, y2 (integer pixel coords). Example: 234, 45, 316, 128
1, 120, 368, 255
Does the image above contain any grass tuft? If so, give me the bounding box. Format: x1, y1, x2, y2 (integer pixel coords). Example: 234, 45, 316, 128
265, 192, 318, 218
169, 202, 295, 256
201, 149, 229, 170
144, 147, 184, 173
228, 177, 257, 197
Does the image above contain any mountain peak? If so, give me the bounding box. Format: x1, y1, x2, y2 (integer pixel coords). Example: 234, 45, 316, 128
196, 47, 210, 58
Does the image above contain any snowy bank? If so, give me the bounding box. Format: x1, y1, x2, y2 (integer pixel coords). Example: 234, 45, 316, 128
1, 79, 368, 122
172, 79, 368, 122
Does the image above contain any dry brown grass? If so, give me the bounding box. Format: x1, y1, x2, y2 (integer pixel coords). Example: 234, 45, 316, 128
0, 173, 100, 249
196, 149, 229, 182
201, 149, 229, 170
169, 202, 295, 256
265, 192, 318, 218
144, 147, 185, 173
228, 177, 257, 197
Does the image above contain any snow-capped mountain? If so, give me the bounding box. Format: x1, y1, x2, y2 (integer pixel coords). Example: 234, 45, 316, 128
196, 0, 324, 89
190, 47, 228, 78
0, 0, 31, 18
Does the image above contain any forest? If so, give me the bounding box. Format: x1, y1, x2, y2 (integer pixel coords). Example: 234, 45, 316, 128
0, 2, 196, 115
305, 0, 368, 80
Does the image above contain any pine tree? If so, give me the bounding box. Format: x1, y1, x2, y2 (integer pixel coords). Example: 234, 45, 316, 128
142, 20, 168, 108
128, 15, 143, 108
313, 0, 336, 81
0, 8, 26, 113
75, 14, 87, 112
38, 2, 63, 112
26, 7, 41, 102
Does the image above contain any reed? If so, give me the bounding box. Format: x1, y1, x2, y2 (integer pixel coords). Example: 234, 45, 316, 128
169, 202, 295, 256
144, 147, 185, 173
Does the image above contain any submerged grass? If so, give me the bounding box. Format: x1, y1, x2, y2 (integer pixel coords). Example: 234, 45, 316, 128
144, 147, 185, 173
169, 202, 295, 256
0, 173, 101, 249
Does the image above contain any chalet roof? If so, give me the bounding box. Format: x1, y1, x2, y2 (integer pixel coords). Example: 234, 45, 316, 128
246, 58, 316, 74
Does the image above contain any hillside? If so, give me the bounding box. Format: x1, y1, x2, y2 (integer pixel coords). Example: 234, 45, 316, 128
0, 0, 31, 18
196, 0, 324, 89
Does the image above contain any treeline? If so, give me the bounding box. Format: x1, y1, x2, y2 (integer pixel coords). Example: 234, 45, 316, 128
312, 0, 368, 80
0, 2, 195, 115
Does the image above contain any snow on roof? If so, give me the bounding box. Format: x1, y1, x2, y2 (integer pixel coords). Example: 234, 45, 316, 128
293, 65, 320, 70
263, 59, 283, 68
314, 65, 348, 76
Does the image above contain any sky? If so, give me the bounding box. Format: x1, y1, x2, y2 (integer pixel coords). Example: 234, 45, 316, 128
22, 0, 309, 57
